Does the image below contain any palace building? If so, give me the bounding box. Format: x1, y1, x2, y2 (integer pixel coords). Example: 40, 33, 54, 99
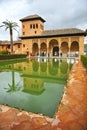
0, 40, 22, 54
19, 14, 86, 57
0, 14, 86, 57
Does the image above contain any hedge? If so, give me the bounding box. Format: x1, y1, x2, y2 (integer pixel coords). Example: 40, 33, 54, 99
0, 54, 27, 60
81, 55, 87, 69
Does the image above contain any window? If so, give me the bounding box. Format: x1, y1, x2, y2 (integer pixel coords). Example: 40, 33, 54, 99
18, 44, 20, 48
23, 32, 25, 35
30, 24, 32, 29
23, 25, 25, 28
23, 44, 25, 47
35, 31, 37, 34
33, 24, 35, 29
30, 24, 38, 29
36, 24, 38, 28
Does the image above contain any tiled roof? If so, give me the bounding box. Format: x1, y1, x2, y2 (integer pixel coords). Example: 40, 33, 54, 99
13, 40, 22, 44
20, 14, 45, 22
42, 28, 85, 36
0, 41, 10, 45
0, 40, 21, 45
20, 28, 85, 40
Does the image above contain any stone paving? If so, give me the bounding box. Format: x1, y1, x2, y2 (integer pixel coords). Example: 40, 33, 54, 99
55, 60, 87, 130
0, 60, 87, 130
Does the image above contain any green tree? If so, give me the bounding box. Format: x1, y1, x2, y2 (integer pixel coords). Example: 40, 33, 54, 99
85, 29, 87, 35
0, 20, 19, 54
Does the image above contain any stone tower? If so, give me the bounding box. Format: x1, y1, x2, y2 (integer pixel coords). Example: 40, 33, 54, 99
20, 14, 45, 37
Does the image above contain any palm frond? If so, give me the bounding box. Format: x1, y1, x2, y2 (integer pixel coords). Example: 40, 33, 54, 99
13, 28, 19, 32
0, 25, 5, 28
2, 21, 9, 26
5, 27, 9, 31
0, 19, 19, 54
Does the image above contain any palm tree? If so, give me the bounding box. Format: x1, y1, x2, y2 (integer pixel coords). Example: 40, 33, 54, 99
5, 64, 22, 93
0, 20, 19, 54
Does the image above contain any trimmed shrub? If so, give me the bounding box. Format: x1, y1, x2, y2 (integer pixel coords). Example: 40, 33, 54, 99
81, 55, 87, 69
0, 50, 9, 55
0, 54, 27, 60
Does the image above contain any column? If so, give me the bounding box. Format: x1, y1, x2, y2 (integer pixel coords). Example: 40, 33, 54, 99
38, 39, 40, 57
79, 36, 84, 58
68, 37, 71, 58
58, 38, 61, 58
46, 39, 49, 57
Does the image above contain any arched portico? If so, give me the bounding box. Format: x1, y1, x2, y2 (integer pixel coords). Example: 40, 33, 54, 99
32, 43, 38, 56
40, 42, 47, 56
49, 39, 59, 56
61, 42, 69, 57
53, 46, 59, 56
20, 14, 85, 57
70, 41, 79, 57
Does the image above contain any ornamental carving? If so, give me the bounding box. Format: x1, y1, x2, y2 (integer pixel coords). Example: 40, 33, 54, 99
32, 39, 38, 43
71, 37, 79, 42
61, 37, 69, 42
40, 39, 47, 43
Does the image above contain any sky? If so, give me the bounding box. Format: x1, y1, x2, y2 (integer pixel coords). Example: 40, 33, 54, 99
0, 0, 87, 42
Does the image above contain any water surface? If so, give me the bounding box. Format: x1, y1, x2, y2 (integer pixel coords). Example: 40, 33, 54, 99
0, 58, 73, 117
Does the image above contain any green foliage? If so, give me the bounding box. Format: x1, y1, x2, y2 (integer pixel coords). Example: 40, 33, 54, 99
0, 20, 19, 54
81, 55, 87, 69
0, 54, 27, 60
84, 44, 87, 50
0, 59, 27, 67
0, 50, 9, 55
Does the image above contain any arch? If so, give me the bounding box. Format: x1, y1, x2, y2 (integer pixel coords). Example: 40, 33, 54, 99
49, 39, 58, 56
32, 43, 38, 56
70, 41, 79, 57
40, 42, 47, 56
53, 46, 59, 56
61, 42, 69, 56
70, 41, 79, 51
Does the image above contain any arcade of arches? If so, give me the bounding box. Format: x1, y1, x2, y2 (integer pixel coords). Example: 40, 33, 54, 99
31, 38, 80, 57
20, 14, 85, 57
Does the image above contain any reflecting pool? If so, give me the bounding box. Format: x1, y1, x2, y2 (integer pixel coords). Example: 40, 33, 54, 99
0, 58, 74, 117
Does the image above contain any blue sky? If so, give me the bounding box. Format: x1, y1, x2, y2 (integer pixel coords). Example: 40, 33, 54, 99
0, 0, 87, 42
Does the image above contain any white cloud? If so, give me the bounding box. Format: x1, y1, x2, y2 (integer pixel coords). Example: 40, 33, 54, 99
0, 0, 87, 40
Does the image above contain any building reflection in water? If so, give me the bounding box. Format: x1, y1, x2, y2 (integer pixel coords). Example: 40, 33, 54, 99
0, 58, 74, 95
19, 58, 74, 95
0, 58, 75, 117
23, 78, 45, 95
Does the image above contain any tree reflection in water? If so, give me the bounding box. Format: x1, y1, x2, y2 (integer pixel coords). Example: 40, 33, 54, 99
5, 64, 22, 93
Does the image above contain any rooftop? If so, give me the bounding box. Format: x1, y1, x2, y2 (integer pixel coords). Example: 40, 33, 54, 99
20, 28, 86, 39
20, 14, 45, 22
42, 28, 85, 36
0, 40, 21, 45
